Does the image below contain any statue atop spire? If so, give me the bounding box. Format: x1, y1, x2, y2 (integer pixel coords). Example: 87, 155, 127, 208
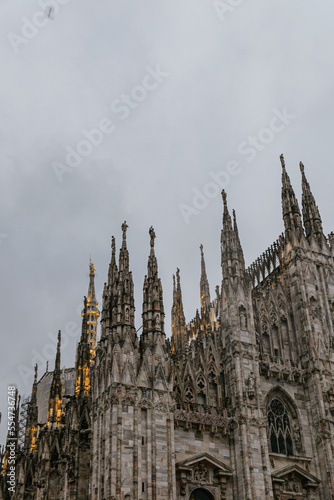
122, 221, 128, 244
119, 222, 130, 271
149, 225, 156, 247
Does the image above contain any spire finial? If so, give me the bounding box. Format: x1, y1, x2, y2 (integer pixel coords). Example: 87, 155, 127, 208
34, 364, 38, 384
55, 330, 61, 372
221, 190, 233, 231
176, 268, 180, 288
200, 244, 204, 256
149, 226, 156, 248
299, 161, 305, 174
280, 154, 286, 170
111, 235, 116, 253
221, 189, 227, 207
89, 260, 95, 276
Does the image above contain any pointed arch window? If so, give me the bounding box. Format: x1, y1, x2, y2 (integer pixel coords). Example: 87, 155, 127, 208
267, 398, 293, 455
196, 372, 206, 392
184, 374, 195, 402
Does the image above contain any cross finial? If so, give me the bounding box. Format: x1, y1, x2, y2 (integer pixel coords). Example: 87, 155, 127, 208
149, 226, 156, 248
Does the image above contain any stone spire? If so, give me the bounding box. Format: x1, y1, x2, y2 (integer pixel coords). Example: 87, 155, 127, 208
76, 297, 91, 396
85, 261, 100, 361
200, 244, 211, 313
220, 190, 245, 287
141, 227, 165, 348
171, 268, 187, 353
101, 223, 136, 344
280, 154, 303, 242
300, 161, 326, 247
25, 364, 39, 453
47, 331, 62, 426
108, 235, 118, 286
101, 236, 118, 341
116, 222, 135, 339
222, 189, 233, 232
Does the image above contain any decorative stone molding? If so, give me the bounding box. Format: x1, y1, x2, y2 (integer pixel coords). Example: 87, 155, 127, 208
176, 453, 233, 499
174, 404, 230, 434
272, 464, 320, 500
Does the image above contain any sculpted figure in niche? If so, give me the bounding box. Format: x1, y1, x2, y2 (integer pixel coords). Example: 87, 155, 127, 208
247, 372, 255, 391
239, 306, 247, 329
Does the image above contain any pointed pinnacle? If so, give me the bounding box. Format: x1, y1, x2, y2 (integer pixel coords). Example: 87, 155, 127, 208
176, 268, 180, 289
221, 189, 228, 208
232, 209, 238, 230
280, 154, 286, 170
34, 364, 38, 384
300, 161, 305, 174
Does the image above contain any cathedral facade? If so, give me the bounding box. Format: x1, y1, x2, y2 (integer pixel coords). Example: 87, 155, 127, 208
2, 155, 334, 500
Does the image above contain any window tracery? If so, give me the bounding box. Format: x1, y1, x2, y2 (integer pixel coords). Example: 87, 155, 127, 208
267, 398, 294, 455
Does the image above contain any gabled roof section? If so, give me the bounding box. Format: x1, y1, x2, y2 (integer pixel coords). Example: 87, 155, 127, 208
176, 452, 233, 475
272, 463, 320, 486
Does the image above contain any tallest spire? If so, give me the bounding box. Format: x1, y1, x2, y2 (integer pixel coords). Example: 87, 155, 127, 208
280, 154, 303, 243
84, 261, 100, 362
300, 161, 326, 247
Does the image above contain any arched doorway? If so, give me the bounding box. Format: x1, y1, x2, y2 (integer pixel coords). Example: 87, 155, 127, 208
189, 488, 215, 500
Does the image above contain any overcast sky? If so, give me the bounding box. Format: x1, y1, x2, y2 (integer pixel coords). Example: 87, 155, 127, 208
1, 0, 334, 445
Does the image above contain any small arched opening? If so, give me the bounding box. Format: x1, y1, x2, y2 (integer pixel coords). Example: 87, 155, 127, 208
189, 488, 215, 500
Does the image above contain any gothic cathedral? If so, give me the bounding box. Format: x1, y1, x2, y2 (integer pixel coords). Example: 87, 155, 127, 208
2, 155, 334, 500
